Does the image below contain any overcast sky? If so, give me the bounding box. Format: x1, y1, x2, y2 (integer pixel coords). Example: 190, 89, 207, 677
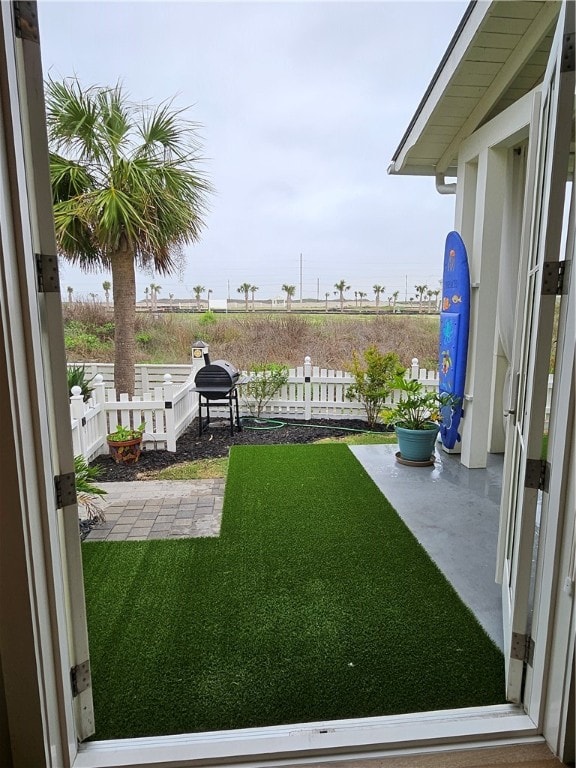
38, 0, 468, 303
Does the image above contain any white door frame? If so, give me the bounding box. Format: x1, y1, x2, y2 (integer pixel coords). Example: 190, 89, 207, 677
2, 1, 574, 766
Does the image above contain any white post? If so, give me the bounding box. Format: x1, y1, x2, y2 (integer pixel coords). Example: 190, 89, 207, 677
191, 340, 209, 378
91, 374, 107, 453
410, 358, 419, 380
304, 355, 312, 420
163, 374, 176, 451
70, 386, 86, 459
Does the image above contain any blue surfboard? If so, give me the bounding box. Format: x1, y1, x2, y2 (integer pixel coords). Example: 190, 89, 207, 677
438, 231, 470, 450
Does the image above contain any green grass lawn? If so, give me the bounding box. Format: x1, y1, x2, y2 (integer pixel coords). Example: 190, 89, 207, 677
83, 444, 504, 739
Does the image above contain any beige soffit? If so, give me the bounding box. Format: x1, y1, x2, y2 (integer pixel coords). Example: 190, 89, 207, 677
388, 0, 561, 178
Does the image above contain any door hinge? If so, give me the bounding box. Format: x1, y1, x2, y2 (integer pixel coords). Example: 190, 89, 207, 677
561, 32, 575, 73
36, 253, 60, 293
55, 472, 77, 508
511, 632, 535, 667
71, 660, 91, 697
525, 458, 550, 492
541, 260, 569, 295
13, 1, 39, 42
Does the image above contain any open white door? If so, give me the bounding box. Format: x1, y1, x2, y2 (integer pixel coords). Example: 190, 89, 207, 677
498, 0, 574, 705
1, 2, 95, 744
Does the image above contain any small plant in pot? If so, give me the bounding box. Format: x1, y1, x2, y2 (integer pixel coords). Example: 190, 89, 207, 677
384, 377, 457, 465
106, 422, 146, 464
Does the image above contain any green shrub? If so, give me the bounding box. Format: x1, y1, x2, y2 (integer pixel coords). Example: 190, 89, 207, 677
199, 310, 217, 326
241, 363, 289, 417
345, 346, 404, 428
67, 364, 94, 402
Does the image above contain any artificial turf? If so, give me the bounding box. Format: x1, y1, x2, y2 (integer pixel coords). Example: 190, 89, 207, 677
82, 443, 505, 739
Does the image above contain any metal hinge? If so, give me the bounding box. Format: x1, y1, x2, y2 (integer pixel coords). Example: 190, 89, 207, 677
36, 253, 60, 293
525, 458, 550, 493
541, 261, 569, 295
55, 472, 77, 508
511, 632, 535, 667
13, 1, 39, 42
71, 660, 91, 697
561, 32, 575, 72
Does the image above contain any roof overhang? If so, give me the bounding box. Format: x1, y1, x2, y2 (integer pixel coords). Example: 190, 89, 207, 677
388, 0, 562, 178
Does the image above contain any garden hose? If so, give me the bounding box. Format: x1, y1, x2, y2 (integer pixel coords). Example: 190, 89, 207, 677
240, 416, 386, 434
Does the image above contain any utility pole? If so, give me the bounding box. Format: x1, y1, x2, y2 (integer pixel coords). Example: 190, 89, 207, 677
299, 252, 303, 304
317, 277, 319, 302
405, 275, 408, 302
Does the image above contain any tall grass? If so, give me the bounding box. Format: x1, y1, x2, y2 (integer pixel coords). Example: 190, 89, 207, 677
64, 304, 439, 371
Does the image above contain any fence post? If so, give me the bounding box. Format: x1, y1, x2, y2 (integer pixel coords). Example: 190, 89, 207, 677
410, 358, 419, 380
304, 355, 312, 420
164, 374, 176, 451
70, 386, 86, 459
92, 374, 107, 454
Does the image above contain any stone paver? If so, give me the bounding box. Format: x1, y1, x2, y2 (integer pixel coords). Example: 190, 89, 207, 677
84, 480, 225, 542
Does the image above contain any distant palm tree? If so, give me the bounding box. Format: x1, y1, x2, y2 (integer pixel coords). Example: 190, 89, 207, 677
433, 288, 441, 311
358, 291, 367, 311
426, 289, 434, 312
373, 284, 384, 313
102, 280, 111, 308
414, 284, 428, 313
250, 285, 258, 312
237, 283, 251, 312
150, 283, 161, 312
334, 279, 350, 313
67, 285, 73, 303
169, 292, 174, 311
207, 289, 213, 308
282, 284, 296, 312
88, 292, 98, 303
192, 285, 205, 312
354, 290, 358, 308
47, 78, 211, 395
325, 291, 330, 312
392, 290, 399, 312
144, 286, 149, 310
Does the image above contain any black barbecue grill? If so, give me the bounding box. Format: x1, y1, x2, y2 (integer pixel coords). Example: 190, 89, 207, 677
192, 360, 248, 435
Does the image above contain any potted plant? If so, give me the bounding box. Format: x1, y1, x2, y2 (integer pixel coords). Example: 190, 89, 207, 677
106, 422, 146, 464
384, 377, 457, 464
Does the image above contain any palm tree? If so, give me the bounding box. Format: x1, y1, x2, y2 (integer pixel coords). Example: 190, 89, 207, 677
358, 291, 367, 311
192, 284, 205, 312
150, 283, 161, 312
433, 288, 441, 311
207, 289, 213, 309
250, 285, 258, 312
102, 280, 111, 308
282, 284, 296, 312
47, 78, 211, 395
414, 284, 428, 313
169, 292, 174, 311
354, 290, 358, 309
392, 290, 399, 312
144, 286, 150, 310
426, 288, 434, 312
334, 279, 350, 313
325, 291, 330, 312
88, 292, 98, 303
237, 283, 251, 312
373, 284, 384, 313
66, 285, 73, 304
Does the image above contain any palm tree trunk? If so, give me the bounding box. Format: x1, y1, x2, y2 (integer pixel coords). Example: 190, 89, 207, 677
111, 246, 136, 396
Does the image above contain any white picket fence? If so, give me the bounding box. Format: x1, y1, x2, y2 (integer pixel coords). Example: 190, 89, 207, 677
70, 370, 198, 462
69, 357, 554, 462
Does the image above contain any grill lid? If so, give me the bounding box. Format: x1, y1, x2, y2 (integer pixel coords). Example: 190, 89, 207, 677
194, 360, 240, 393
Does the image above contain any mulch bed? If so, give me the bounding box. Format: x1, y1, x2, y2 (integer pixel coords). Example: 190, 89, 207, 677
92, 417, 387, 481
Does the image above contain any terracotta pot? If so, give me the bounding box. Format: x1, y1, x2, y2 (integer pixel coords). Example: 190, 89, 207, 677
107, 437, 142, 464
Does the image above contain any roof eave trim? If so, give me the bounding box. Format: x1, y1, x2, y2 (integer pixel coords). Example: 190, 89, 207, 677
388, 0, 489, 176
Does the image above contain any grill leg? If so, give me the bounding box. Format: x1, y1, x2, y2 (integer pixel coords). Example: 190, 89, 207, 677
233, 389, 242, 432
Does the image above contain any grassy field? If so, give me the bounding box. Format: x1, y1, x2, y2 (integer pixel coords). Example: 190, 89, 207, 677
63, 302, 439, 371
